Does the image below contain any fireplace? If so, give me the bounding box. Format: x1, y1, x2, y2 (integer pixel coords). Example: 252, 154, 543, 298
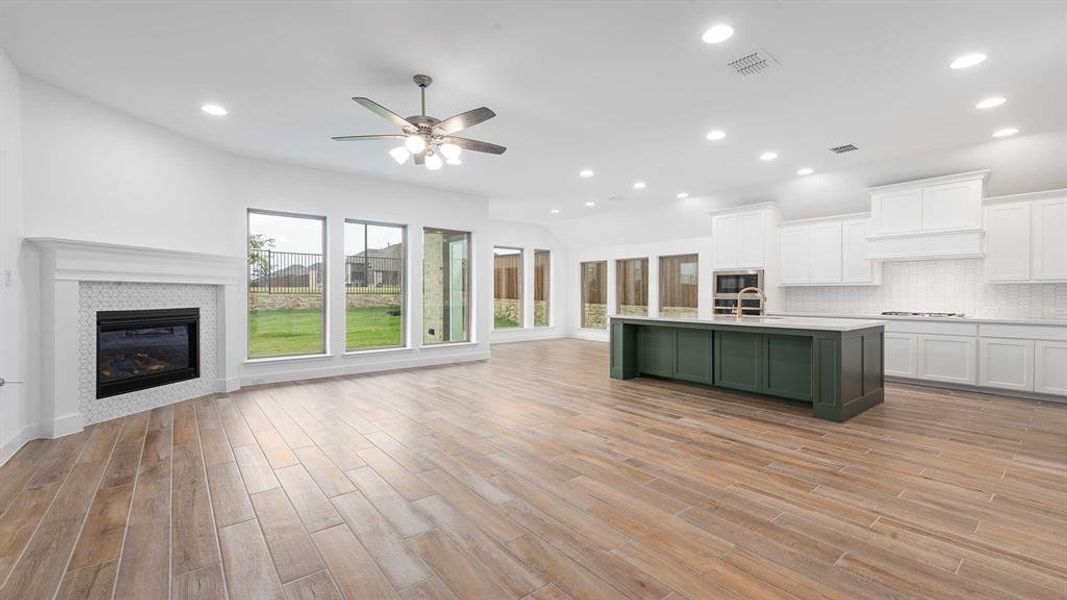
96, 308, 200, 398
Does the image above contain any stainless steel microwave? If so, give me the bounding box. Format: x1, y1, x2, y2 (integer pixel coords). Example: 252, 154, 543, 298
712, 269, 764, 314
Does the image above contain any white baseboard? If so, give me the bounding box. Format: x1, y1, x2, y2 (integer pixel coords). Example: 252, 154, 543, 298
886, 376, 1067, 404
1, 422, 42, 466
571, 329, 609, 343
215, 377, 241, 393
490, 328, 564, 344
48, 412, 85, 438
239, 350, 491, 387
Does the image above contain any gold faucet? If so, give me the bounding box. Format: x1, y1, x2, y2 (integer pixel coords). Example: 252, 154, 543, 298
734, 287, 767, 318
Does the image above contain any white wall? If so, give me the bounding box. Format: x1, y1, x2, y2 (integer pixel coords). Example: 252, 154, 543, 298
0, 50, 40, 462
488, 219, 570, 342
571, 235, 714, 341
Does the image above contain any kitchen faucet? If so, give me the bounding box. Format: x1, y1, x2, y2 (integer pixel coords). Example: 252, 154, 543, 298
734, 287, 767, 318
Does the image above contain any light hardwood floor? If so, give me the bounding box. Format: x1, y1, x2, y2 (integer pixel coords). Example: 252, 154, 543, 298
0, 339, 1065, 599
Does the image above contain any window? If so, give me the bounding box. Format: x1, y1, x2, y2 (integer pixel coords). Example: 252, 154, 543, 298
660, 254, 698, 319
247, 211, 326, 358
534, 250, 550, 327
493, 247, 523, 329
345, 220, 405, 351
616, 257, 649, 316
580, 261, 607, 329
423, 228, 471, 344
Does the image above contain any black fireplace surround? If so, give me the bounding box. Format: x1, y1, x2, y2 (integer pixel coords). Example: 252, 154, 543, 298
96, 308, 200, 398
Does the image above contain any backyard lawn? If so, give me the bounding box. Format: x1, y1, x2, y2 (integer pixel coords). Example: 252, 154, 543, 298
248, 306, 402, 357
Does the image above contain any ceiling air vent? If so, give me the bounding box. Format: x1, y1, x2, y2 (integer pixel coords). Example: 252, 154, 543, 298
727, 48, 780, 77
829, 143, 859, 154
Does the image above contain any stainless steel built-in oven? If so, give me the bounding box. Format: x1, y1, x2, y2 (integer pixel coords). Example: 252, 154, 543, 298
713, 269, 764, 315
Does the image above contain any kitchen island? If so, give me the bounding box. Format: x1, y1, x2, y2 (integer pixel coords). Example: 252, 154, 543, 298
610, 315, 887, 421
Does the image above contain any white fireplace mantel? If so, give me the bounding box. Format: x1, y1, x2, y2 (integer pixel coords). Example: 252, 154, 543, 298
28, 238, 244, 437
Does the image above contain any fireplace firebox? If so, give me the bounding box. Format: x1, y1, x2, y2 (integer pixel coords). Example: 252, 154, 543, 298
96, 308, 200, 398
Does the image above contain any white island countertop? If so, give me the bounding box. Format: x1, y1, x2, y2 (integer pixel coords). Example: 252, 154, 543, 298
610, 314, 887, 332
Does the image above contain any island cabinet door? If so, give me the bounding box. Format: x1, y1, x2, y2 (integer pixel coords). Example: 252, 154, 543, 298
674, 329, 714, 385
762, 334, 814, 402
636, 326, 675, 377
713, 330, 762, 392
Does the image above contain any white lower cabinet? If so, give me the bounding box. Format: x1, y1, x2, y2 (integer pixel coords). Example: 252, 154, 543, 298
979, 338, 1034, 391
1034, 341, 1067, 395
884, 334, 917, 378
916, 335, 977, 385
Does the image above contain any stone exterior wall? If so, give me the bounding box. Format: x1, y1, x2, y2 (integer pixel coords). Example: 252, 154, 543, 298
534, 300, 548, 327
423, 232, 445, 343
582, 303, 607, 329
659, 306, 698, 319
249, 292, 323, 311
618, 304, 648, 316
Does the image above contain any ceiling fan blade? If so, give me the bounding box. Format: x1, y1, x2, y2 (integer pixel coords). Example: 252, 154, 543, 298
352, 97, 415, 131
331, 134, 406, 141
413, 152, 426, 165
433, 107, 496, 135
445, 136, 507, 155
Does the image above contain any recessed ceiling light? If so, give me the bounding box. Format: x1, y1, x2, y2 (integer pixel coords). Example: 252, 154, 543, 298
676, 192, 689, 199
633, 181, 647, 190
759, 151, 778, 161
992, 127, 1019, 138
975, 96, 1006, 109
201, 103, 228, 116
579, 169, 594, 178
550, 209, 561, 215
705, 129, 727, 141
950, 53, 987, 69
702, 24, 734, 44
585, 201, 596, 207
796, 167, 814, 176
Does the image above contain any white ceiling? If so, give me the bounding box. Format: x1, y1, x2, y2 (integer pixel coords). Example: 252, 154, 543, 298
2, 2, 1064, 224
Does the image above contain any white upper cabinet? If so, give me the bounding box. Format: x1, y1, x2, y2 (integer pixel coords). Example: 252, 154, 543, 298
871, 189, 922, 235
1031, 196, 1067, 281
711, 204, 778, 270
866, 170, 988, 261
712, 213, 740, 269
984, 202, 1031, 281
809, 222, 843, 283
777, 215, 878, 286
921, 179, 983, 231
841, 218, 876, 283
984, 191, 1067, 284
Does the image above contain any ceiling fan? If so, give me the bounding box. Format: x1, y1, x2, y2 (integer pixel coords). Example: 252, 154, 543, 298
332, 74, 506, 170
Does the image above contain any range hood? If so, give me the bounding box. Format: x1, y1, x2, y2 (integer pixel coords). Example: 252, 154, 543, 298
865, 170, 989, 262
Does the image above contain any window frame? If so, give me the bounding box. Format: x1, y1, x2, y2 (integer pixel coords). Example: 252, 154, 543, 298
580, 260, 608, 330
422, 227, 473, 346
658, 253, 699, 319
246, 208, 328, 360
492, 246, 525, 330
615, 256, 649, 316
344, 218, 409, 353
533, 249, 551, 328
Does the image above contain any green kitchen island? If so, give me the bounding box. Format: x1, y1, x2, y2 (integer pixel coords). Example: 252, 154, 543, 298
609, 314, 887, 422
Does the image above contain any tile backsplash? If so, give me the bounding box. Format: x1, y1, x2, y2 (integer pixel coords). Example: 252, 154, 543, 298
784, 258, 1067, 321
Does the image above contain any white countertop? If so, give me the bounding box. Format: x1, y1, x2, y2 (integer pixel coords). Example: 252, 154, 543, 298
610, 314, 886, 332
771, 311, 1067, 327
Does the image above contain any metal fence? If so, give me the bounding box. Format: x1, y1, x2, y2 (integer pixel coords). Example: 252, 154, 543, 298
345, 255, 402, 294
249, 250, 402, 295
248, 249, 323, 294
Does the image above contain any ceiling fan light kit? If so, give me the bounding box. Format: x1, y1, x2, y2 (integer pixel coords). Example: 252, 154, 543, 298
332, 74, 506, 170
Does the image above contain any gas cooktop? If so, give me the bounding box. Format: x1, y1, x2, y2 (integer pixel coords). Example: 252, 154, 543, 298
881, 311, 967, 318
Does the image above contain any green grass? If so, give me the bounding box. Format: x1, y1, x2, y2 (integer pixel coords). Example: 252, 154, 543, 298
248, 306, 401, 357
494, 315, 520, 329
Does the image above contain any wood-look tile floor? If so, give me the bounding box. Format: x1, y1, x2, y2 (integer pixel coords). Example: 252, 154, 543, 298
1, 339, 1065, 600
